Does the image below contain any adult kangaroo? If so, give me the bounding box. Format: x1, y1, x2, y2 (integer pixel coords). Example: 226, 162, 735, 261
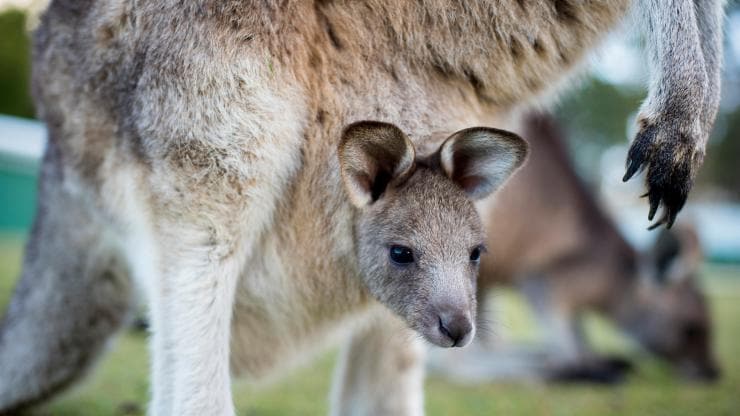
475, 113, 719, 382
0, 0, 725, 415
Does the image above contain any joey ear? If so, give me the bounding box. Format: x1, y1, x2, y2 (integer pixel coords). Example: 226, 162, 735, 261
439, 127, 528, 199
338, 121, 415, 207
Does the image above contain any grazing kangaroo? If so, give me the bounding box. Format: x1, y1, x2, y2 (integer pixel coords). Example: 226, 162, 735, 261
0, 0, 724, 414
473, 113, 718, 382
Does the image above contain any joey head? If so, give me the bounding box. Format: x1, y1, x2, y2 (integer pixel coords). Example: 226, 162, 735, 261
338, 121, 527, 347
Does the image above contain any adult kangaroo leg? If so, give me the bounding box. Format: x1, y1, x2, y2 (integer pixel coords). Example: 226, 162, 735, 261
623, 0, 725, 228
331, 311, 425, 416
0, 144, 133, 414
146, 221, 247, 416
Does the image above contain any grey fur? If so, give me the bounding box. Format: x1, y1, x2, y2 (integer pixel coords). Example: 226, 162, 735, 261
0, 0, 724, 413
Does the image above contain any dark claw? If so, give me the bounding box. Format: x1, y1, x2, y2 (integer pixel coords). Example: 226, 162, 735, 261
648, 217, 665, 231
648, 206, 676, 230
648, 190, 661, 221
623, 124, 657, 183
625, 122, 696, 231
665, 207, 678, 228
623, 157, 642, 182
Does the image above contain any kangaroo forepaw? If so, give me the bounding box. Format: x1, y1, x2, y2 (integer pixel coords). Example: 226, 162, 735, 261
623, 119, 704, 230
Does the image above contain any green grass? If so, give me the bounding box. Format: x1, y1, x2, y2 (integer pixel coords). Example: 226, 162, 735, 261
1, 236, 739, 415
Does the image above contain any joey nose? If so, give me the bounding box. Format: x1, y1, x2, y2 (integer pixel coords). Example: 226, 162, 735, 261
437, 312, 473, 347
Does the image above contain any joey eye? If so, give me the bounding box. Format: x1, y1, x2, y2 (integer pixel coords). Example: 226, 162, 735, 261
389, 245, 414, 264
470, 246, 483, 262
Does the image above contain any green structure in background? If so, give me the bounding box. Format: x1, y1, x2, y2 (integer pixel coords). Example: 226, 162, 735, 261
0, 9, 37, 232
0, 167, 37, 231
0, 114, 41, 231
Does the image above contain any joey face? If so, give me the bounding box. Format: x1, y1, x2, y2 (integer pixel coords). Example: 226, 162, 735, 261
338, 121, 527, 347
357, 170, 485, 347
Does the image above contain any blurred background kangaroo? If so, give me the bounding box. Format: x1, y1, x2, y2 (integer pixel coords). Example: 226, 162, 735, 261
431, 112, 719, 384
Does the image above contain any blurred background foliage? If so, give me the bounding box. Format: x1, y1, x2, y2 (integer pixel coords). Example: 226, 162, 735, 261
0, 9, 33, 119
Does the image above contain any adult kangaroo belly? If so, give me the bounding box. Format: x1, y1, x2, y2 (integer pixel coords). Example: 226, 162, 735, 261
228, 229, 373, 379
451, 0, 632, 105
311, 0, 632, 109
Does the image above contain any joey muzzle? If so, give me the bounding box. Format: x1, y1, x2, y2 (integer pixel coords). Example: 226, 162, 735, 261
437, 309, 473, 347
